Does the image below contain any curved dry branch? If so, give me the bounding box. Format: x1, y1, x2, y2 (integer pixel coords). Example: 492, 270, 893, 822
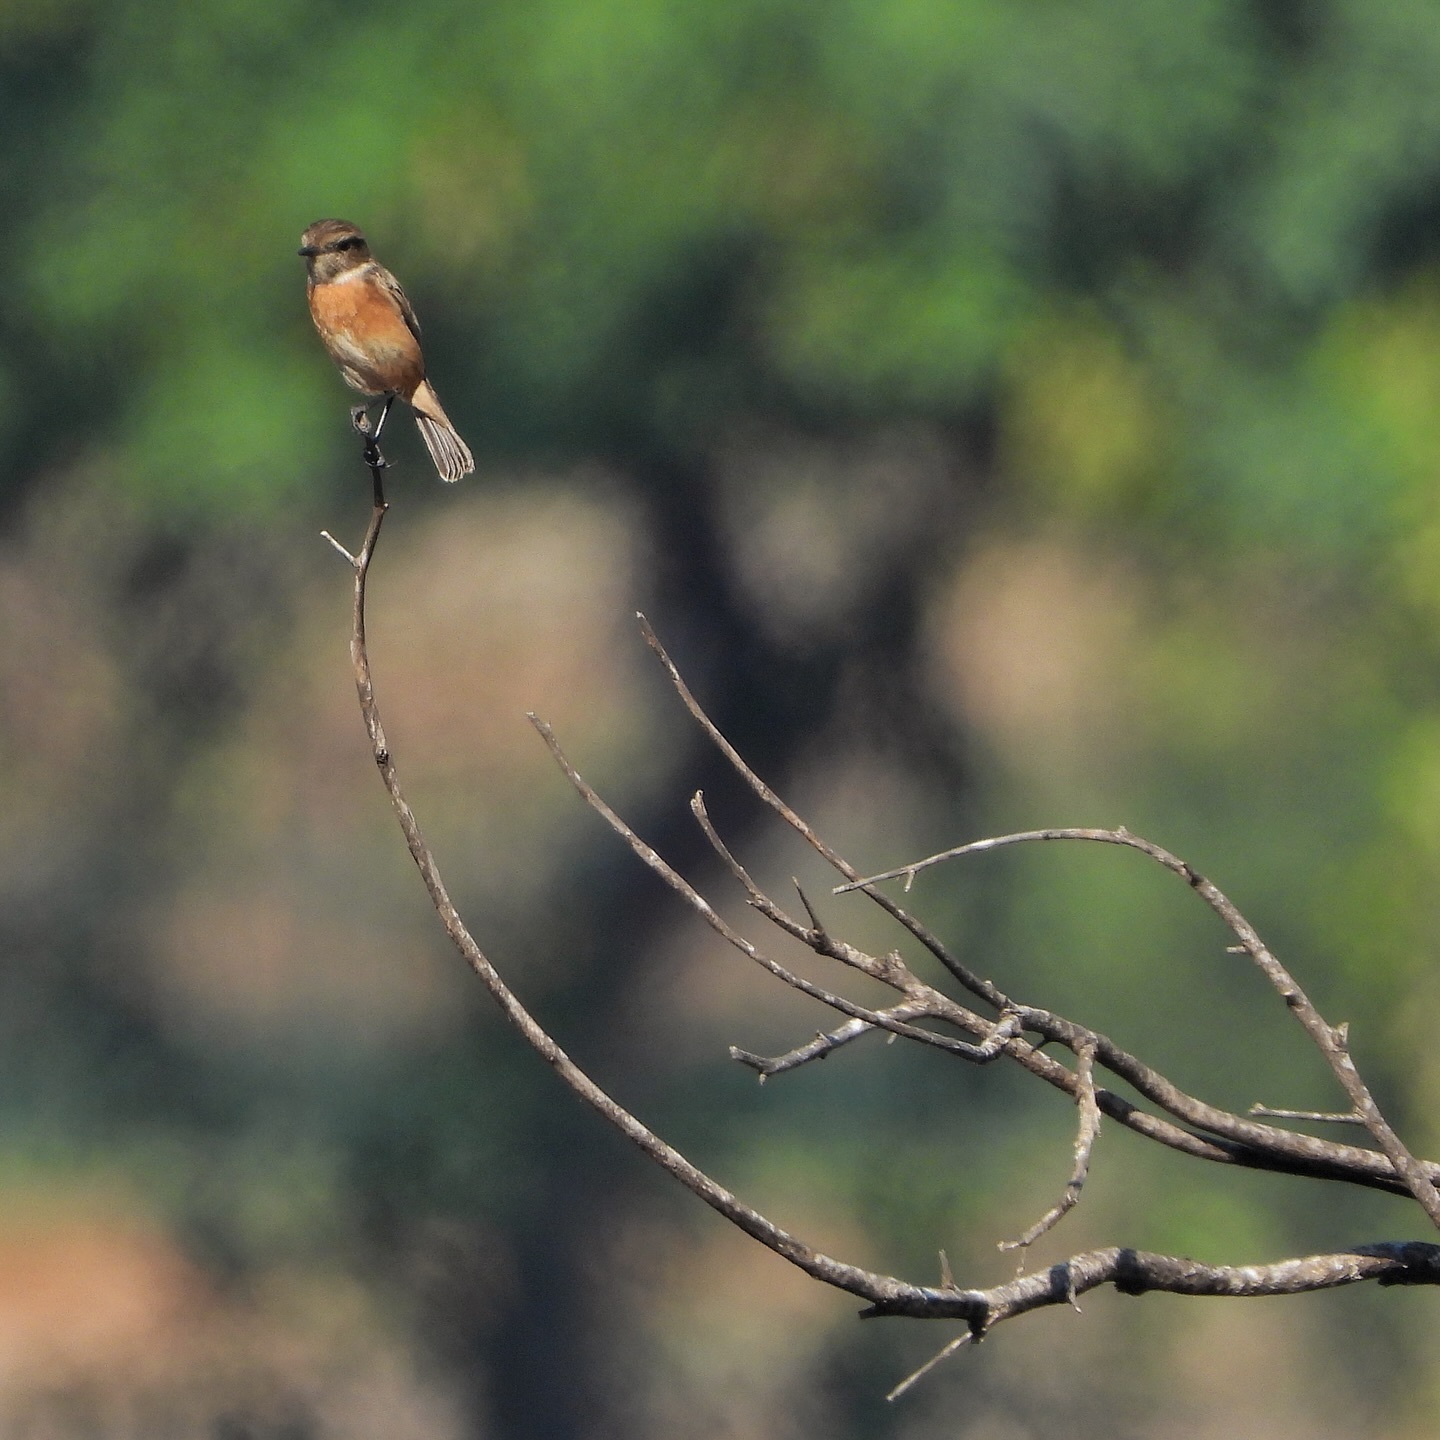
322, 456, 965, 1322
324, 442, 1440, 1397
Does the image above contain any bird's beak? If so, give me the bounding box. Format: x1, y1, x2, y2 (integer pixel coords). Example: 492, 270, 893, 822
298, 245, 319, 257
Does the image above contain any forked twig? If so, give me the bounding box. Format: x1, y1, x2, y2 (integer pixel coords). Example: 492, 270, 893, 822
636, 614, 1006, 1007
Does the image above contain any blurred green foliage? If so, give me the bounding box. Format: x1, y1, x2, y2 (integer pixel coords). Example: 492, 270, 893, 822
4, 1, 1440, 1436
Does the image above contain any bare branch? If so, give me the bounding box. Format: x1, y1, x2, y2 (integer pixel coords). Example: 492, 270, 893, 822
838, 827, 1440, 1228
1000, 1041, 1101, 1252
860, 1241, 1440, 1326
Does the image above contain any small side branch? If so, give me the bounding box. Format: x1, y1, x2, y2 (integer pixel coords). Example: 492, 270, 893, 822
690, 791, 922, 989
1001, 1040, 1101, 1253
730, 1000, 936, 1080
886, 1332, 974, 1402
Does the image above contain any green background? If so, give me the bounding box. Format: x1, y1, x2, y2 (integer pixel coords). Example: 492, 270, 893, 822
2, 1, 1439, 1434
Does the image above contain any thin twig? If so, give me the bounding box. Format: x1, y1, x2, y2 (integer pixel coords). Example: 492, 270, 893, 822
1000, 1041, 1101, 1252
886, 1332, 974, 1402
1250, 1105, 1365, 1124
320, 530, 359, 566
730, 1001, 937, 1079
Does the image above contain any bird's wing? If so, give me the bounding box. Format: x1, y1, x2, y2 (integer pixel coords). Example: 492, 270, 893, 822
374, 264, 423, 342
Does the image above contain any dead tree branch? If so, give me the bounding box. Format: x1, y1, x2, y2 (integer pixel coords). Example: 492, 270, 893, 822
325, 448, 1440, 1393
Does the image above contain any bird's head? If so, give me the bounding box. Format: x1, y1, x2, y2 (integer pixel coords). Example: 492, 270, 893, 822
298, 219, 372, 282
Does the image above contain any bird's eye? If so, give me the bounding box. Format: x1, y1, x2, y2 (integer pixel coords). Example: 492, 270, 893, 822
334, 236, 361, 251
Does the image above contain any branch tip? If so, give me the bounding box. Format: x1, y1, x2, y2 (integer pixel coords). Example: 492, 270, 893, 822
1250, 1104, 1365, 1125
886, 1332, 974, 1402
319, 530, 359, 567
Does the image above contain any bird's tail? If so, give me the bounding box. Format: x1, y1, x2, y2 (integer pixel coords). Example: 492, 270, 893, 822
410, 379, 475, 482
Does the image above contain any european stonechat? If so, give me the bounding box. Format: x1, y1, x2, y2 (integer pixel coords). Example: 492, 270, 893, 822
299, 218, 475, 482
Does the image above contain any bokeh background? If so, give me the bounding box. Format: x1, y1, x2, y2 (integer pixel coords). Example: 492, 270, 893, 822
4, 1, 1440, 1435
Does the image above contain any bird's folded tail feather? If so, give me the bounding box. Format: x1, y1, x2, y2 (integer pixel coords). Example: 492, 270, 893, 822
410, 379, 475, 482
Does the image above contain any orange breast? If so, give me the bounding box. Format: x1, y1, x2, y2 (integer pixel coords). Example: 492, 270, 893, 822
308, 275, 426, 399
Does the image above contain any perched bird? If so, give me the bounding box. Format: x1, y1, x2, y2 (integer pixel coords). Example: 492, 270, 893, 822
298, 218, 474, 481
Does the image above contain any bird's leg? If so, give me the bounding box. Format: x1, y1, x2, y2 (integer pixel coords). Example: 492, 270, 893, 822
349, 396, 395, 480
371, 394, 395, 444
